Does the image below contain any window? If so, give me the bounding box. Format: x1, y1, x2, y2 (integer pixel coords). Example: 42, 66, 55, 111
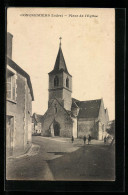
6, 69, 16, 101
66, 77, 69, 88
54, 76, 59, 87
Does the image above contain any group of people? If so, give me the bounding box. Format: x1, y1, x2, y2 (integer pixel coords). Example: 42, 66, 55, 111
83, 135, 92, 145
71, 135, 109, 145
71, 134, 92, 145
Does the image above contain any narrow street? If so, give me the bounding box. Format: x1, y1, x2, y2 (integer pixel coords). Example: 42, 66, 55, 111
6, 136, 115, 181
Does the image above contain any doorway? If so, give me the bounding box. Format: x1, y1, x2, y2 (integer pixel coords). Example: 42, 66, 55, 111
6, 115, 14, 156
53, 121, 60, 136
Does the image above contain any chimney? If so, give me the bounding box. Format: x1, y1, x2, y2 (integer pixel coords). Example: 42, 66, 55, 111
7, 32, 13, 59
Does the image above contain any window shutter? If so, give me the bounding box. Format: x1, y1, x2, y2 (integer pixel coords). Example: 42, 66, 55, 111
7, 76, 11, 99
12, 75, 15, 101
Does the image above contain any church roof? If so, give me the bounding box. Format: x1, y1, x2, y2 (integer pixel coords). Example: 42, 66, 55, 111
72, 101, 79, 108
72, 98, 101, 118
48, 45, 72, 76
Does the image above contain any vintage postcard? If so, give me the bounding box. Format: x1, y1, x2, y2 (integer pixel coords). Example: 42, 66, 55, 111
6, 8, 115, 181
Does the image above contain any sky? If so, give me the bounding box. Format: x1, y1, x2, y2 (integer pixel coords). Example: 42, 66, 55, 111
7, 8, 115, 120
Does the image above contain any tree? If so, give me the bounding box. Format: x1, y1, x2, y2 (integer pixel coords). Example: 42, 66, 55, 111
106, 120, 115, 137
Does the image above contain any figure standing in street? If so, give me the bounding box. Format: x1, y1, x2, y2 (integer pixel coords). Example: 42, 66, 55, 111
71, 136, 74, 143
104, 136, 107, 144
83, 135, 86, 145
88, 134, 91, 145
90, 135, 92, 144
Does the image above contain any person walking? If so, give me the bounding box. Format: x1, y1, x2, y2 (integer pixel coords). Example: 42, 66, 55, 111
71, 136, 74, 143
83, 135, 86, 145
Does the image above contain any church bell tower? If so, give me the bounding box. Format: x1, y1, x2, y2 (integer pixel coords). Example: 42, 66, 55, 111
48, 38, 72, 111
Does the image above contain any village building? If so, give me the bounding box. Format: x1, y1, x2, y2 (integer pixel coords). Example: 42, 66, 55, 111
6, 32, 34, 157
32, 113, 43, 135
73, 98, 109, 139
42, 40, 109, 140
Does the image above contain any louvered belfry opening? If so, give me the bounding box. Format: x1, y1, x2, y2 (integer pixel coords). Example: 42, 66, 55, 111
54, 75, 59, 87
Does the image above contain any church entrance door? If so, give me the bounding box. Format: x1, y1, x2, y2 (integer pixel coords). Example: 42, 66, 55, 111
53, 121, 60, 136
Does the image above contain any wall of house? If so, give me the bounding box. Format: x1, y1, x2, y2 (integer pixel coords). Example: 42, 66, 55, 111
7, 72, 24, 156
7, 32, 13, 59
6, 70, 32, 157
98, 99, 109, 139
35, 123, 42, 134
105, 109, 109, 123
98, 121, 104, 140
24, 79, 32, 151
42, 99, 73, 137
32, 123, 35, 134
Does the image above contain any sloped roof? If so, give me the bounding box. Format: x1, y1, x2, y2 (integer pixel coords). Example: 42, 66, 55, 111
32, 116, 37, 124
7, 57, 34, 101
72, 100, 79, 108
43, 98, 73, 124
34, 113, 44, 123
72, 97, 79, 103
48, 46, 71, 76
72, 98, 101, 118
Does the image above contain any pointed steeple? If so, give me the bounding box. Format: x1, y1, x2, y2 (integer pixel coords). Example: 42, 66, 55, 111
49, 38, 71, 76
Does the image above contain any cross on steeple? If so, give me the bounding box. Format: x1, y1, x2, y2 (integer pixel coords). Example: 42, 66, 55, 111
59, 37, 62, 47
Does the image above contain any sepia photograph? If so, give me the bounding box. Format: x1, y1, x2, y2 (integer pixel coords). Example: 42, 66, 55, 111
6, 8, 115, 181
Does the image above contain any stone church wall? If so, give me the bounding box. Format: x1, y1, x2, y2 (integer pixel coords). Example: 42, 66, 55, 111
63, 88, 72, 111
63, 72, 72, 92
49, 90, 63, 101
49, 72, 63, 89
77, 118, 95, 138
42, 99, 73, 138
72, 117, 77, 138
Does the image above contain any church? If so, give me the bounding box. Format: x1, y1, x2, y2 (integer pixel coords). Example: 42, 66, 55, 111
41, 39, 109, 140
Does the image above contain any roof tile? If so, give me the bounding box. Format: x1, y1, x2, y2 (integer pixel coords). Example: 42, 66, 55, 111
72, 98, 101, 118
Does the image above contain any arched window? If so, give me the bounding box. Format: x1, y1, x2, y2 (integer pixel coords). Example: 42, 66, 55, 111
66, 77, 69, 88
54, 76, 59, 87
